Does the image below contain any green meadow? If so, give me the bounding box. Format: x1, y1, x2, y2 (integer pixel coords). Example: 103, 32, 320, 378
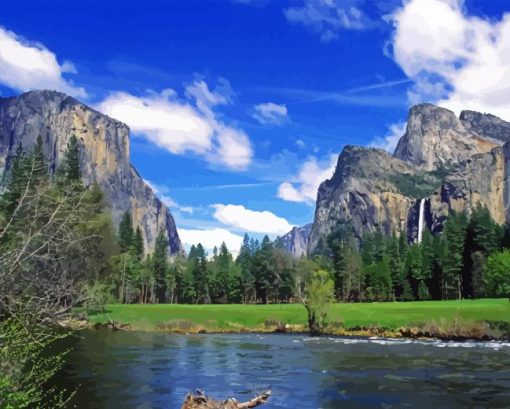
86, 298, 510, 332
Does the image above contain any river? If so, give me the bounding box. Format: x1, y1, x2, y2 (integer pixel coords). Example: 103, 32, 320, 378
59, 330, 510, 408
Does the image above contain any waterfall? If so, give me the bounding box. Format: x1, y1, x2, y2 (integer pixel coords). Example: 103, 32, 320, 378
417, 198, 425, 243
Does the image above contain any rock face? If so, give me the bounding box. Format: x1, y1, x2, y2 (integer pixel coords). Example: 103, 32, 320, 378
280, 224, 312, 258
0, 90, 182, 254
394, 104, 500, 171
308, 104, 510, 255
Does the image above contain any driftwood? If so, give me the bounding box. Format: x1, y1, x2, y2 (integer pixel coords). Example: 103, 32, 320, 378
181, 390, 271, 409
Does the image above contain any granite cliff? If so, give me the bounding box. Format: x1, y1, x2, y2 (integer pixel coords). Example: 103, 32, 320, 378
0, 90, 182, 254
308, 104, 510, 255
279, 224, 312, 258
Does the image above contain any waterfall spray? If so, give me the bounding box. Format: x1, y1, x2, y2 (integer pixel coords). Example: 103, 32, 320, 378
417, 198, 425, 243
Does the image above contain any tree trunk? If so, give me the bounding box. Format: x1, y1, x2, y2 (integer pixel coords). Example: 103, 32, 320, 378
181, 391, 270, 409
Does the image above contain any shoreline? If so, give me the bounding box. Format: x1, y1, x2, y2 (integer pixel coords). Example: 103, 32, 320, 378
72, 299, 510, 342
81, 320, 510, 342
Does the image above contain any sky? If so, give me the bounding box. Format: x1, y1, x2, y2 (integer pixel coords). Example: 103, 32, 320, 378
1, 0, 510, 254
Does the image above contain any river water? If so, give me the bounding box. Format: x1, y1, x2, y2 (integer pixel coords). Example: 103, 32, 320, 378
59, 330, 510, 408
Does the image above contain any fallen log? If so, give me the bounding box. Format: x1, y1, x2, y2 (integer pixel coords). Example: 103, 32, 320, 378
181, 390, 271, 409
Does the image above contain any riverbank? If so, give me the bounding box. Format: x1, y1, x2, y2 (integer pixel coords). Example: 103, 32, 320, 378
81, 298, 510, 340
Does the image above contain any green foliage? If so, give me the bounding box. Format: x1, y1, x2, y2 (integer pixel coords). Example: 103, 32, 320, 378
134, 226, 144, 260
485, 250, 510, 297
0, 138, 118, 409
118, 211, 134, 253
153, 229, 169, 303
0, 317, 73, 409
56, 135, 81, 185
388, 171, 440, 198
302, 269, 335, 335
365, 258, 392, 301
441, 211, 468, 299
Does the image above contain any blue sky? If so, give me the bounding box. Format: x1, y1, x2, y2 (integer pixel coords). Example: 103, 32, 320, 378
1, 0, 509, 253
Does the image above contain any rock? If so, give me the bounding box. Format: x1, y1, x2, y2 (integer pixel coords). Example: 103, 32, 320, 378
0, 90, 182, 254
394, 104, 500, 171
279, 224, 312, 258
307, 145, 435, 253
309, 103, 510, 254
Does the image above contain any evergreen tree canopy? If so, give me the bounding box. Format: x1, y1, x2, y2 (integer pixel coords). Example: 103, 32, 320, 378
119, 211, 134, 252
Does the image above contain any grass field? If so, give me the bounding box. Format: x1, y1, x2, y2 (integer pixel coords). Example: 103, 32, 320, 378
86, 298, 510, 334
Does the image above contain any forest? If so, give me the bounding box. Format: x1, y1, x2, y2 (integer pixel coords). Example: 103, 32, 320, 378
108, 205, 510, 307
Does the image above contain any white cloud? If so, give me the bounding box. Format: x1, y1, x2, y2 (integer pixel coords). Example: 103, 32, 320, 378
369, 121, 406, 153
0, 26, 86, 97
390, 0, 510, 120
277, 154, 337, 204
144, 180, 193, 215
178, 227, 244, 255
284, 0, 373, 42
212, 204, 294, 235
252, 102, 288, 125
98, 80, 253, 170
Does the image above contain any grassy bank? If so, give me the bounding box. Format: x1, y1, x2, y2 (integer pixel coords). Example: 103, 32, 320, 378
84, 298, 510, 339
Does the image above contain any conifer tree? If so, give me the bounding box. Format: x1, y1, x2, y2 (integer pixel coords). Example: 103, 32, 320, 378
191, 243, 210, 304
64, 135, 81, 181
134, 226, 144, 260
387, 233, 404, 300
153, 229, 169, 303
442, 211, 468, 299
253, 235, 277, 303
118, 211, 134, 252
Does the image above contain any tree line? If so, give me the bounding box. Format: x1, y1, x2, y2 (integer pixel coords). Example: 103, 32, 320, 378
105, 201, 510, 306
320, 205, 510, 303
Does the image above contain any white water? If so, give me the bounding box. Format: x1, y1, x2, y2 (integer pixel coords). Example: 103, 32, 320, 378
417, 198, 425, 243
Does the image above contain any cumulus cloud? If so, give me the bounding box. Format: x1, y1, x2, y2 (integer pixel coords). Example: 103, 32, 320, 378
252, 102, 288, 125
0, 26, 86, 97
212, 204, 294, 235
144, 180, 193, 215
277, 154, 337, 204
98, 80, 253, 170
390, 0, 510, 120
284, 0, 374, 42
369, 121, 406, 153
178, 227, 244, 255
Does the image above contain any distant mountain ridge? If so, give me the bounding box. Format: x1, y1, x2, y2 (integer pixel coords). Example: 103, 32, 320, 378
279, 224, 312, 258
0, 90, 182, 254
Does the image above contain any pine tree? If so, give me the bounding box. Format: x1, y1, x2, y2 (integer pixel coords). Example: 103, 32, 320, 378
442, 211, 468, 299
65, 135, 81, 181
153, 229, 169, 303
216, 242, 232, 298
387, 233, 404, 300
361, 231, 375, 265
253, 236, 276, 304
134, 226, 144, 260
118, 211, 134, 252
191, 243, 210, 304
236, 234, 254, 302
342, 244, 364, 301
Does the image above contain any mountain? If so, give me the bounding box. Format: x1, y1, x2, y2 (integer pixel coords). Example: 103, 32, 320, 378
0, 90, 182, 254
308, 104, 510, 255
279, 224, 312, 258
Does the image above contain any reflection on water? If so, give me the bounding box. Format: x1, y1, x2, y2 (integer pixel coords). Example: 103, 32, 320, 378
59, 330, 510, 408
